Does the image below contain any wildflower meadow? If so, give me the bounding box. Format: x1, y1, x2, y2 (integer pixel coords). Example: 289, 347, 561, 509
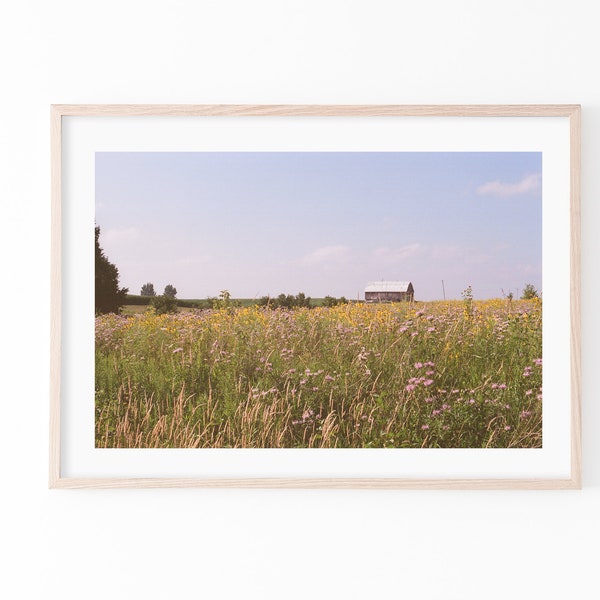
95, 298, 542, 448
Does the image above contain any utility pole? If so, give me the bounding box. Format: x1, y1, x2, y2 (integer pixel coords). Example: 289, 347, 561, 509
441, 280, 446, 300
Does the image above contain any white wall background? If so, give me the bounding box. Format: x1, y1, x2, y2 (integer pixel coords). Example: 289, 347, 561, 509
0, 1, 598, 598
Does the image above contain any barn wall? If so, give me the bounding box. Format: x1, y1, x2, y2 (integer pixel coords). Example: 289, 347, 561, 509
365, 291, 412, 302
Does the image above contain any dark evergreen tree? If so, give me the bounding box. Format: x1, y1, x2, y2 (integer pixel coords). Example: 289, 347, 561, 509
95, 226, 128, 314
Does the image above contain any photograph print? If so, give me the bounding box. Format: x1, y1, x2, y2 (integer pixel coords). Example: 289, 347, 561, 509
94, 151, 542, 449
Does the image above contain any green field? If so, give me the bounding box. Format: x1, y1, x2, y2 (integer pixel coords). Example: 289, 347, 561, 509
96, 299, 542, 449
121, 297, 345, 315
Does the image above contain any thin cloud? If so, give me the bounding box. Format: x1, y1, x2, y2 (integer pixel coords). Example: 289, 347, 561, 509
102, 226, 141, 244
430, 244, 464, 261
430, 244, 490, 265
372, 244, 422, 264
476, 173, 541, 197
298, 245, 350, 267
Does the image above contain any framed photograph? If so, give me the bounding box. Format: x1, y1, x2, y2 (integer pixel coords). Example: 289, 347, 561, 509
50, 105, 581, 489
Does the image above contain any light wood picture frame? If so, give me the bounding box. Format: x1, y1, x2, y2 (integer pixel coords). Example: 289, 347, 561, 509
50, 104, 581, 489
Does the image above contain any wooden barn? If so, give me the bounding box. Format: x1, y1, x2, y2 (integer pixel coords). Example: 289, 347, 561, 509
365, 281, 414, 303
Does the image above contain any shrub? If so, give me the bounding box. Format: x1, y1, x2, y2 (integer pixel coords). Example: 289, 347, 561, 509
323, 295, 349, 307
151, 294, 178, 314
258, 292, 312, 309
521, 284, 539, 300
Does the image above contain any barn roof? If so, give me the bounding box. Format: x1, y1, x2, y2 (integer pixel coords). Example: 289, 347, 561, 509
365, 281, 412, 293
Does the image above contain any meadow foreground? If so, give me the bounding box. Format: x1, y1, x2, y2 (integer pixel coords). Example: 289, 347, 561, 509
95, 299, 542, 448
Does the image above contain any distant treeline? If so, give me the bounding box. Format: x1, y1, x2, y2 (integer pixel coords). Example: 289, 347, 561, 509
124, 294, 351, 309
258, 293, 349, 309
125, 294, 212, 308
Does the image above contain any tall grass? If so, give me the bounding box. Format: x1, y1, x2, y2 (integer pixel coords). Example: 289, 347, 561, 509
95, 299, 542, 448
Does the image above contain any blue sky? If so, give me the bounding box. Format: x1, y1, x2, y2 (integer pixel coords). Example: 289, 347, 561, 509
95, 152, 542, 301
